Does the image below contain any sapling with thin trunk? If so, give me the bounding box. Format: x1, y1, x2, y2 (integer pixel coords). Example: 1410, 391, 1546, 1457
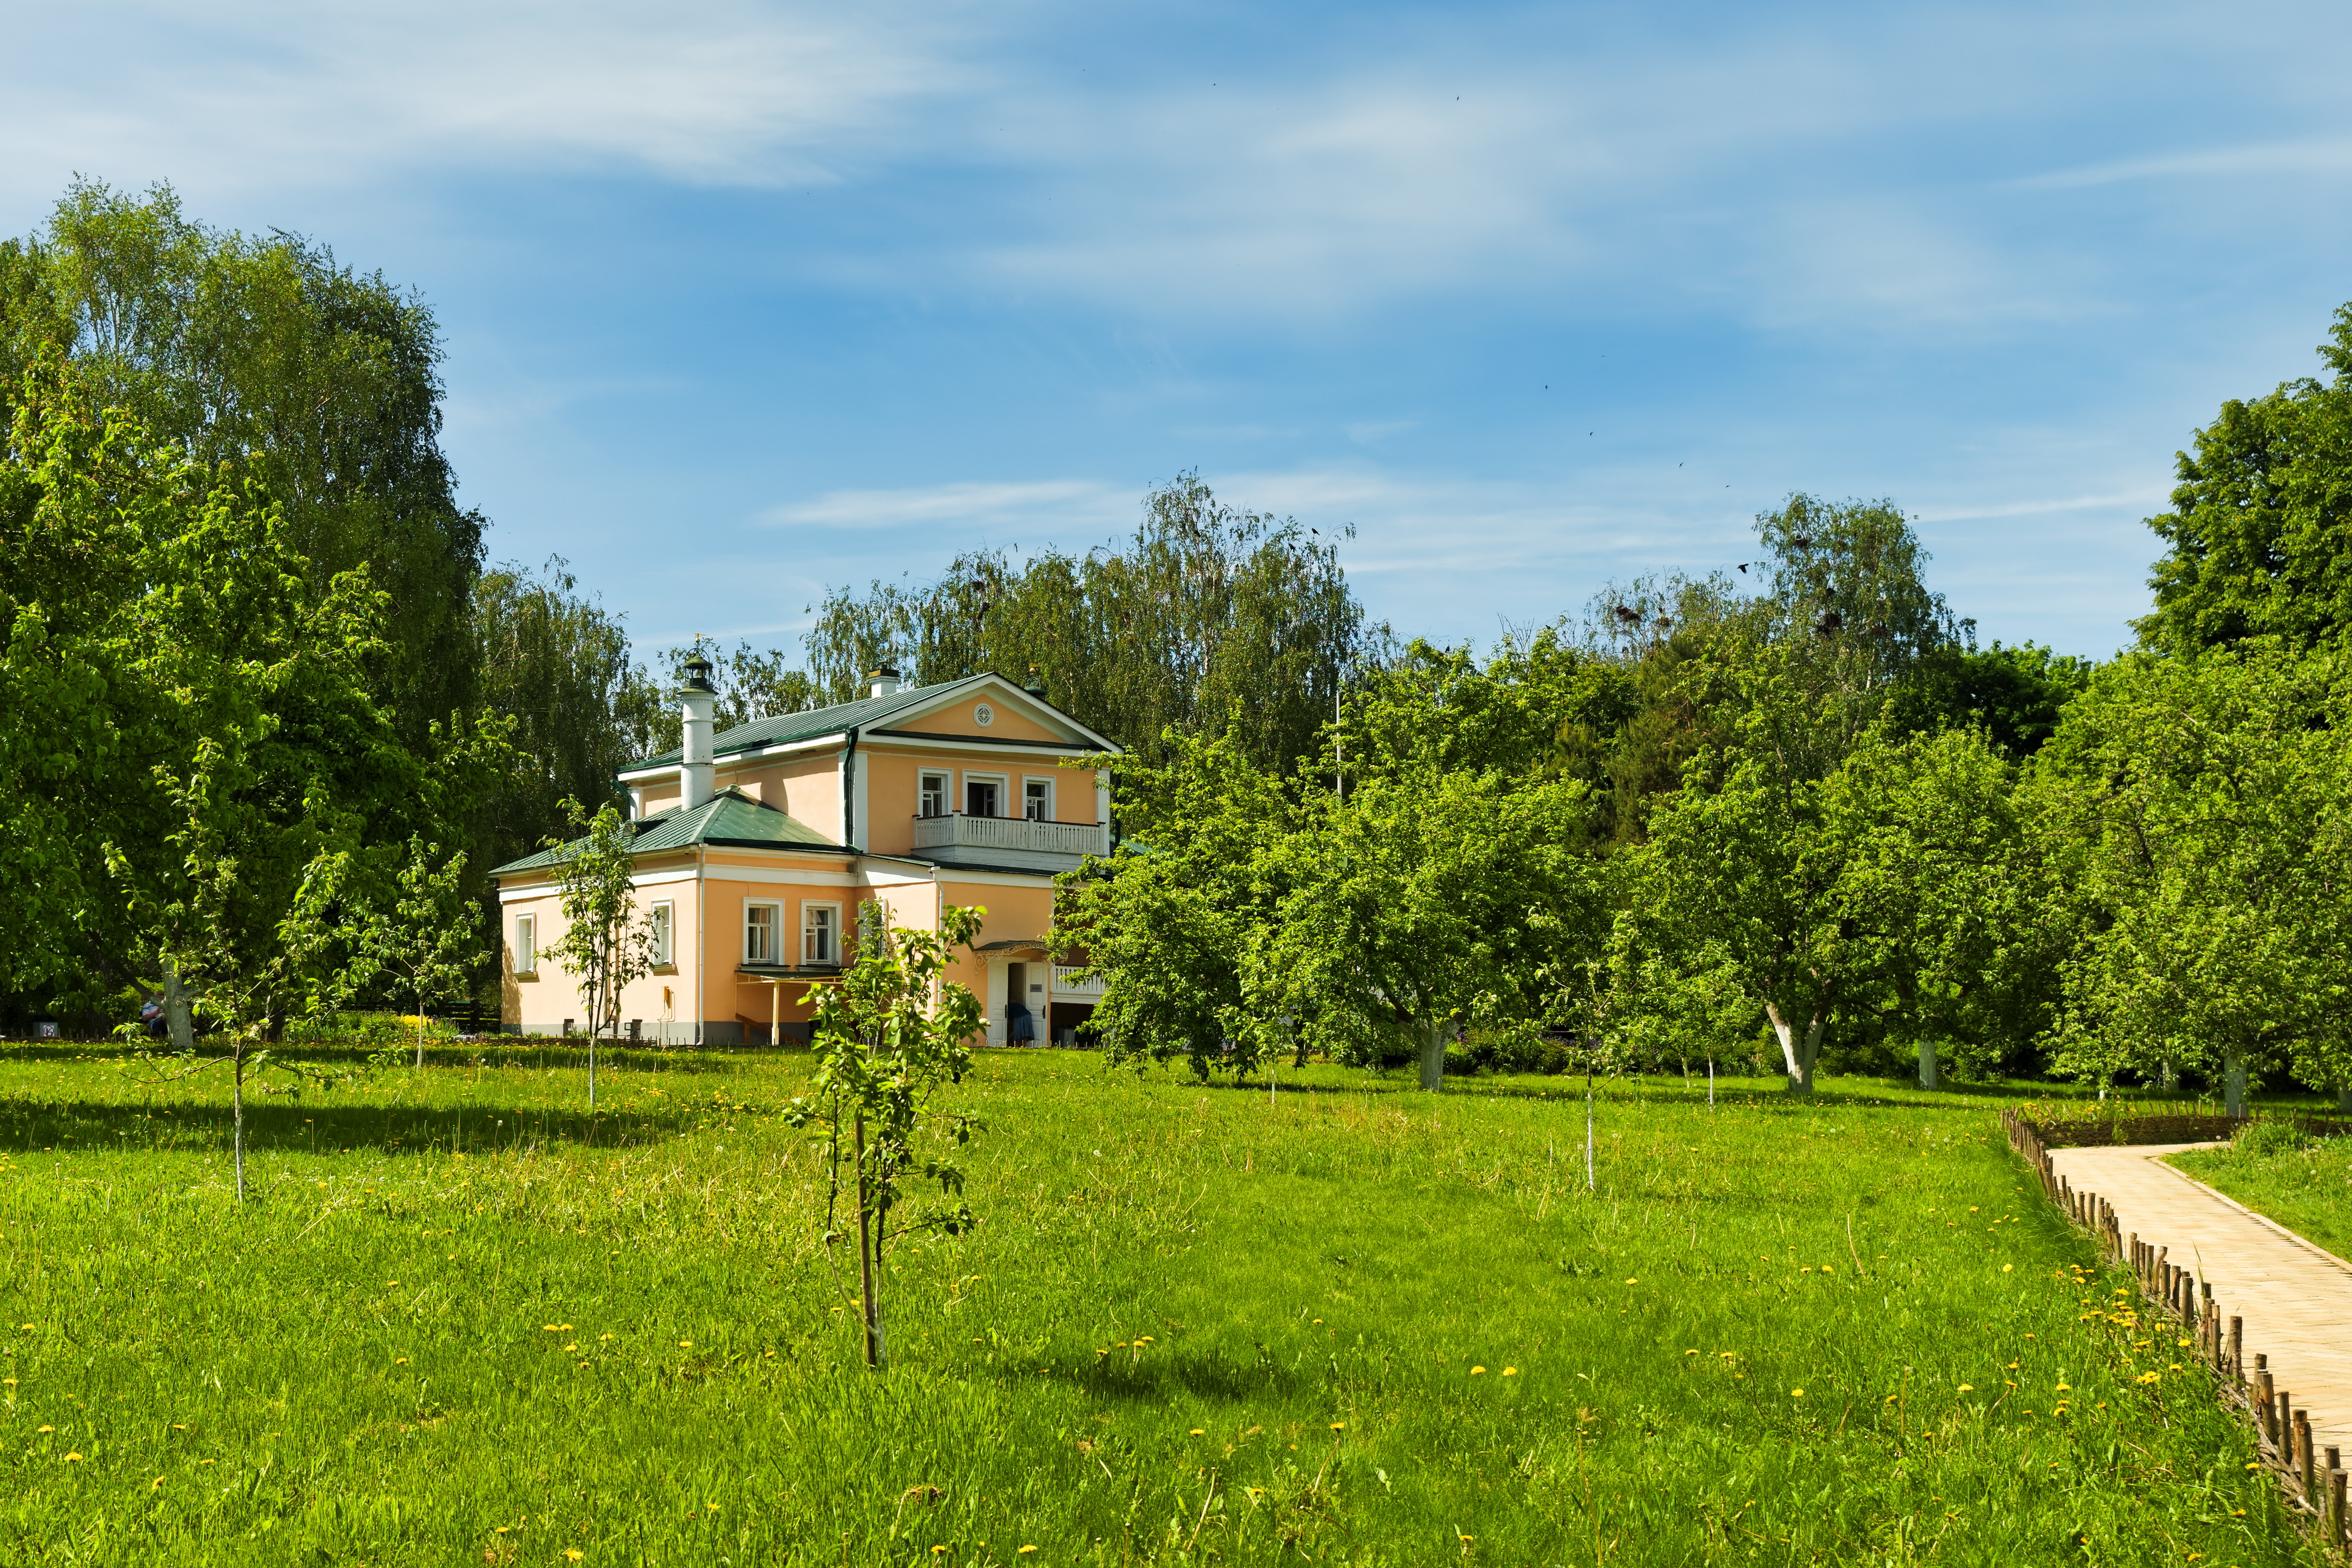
787, 902, 987, 1368
540, 799, 656, 1110
358, 836, 478, 1069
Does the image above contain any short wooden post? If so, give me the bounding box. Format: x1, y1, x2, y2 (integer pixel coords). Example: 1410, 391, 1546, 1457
2297, 1411, 2315, 1503
2258, 1366, 2275, 1442
2231, 1318, 2244, 1381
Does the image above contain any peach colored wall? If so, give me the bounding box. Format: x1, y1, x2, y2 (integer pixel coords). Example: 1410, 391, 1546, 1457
720, 749, 845, 838
901, 694, 1066, 745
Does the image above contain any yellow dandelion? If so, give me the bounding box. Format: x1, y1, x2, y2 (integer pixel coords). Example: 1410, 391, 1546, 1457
1683, 1348, 1699, 1356
1502, 1367, 1518, 1377
1019, 1549, 1039, 1556
707, 1502, 720, 1512
63, 1453, 81, 1462
151, 1476, 163, 1489
1791, 1389, 1805, 1398
36, 1425, 51, 1433
1188, 1428, 1204, 1436
566, 1554, 584, 1563
1958, 1385, 1974, 1393
678, 1340, 692, 1348
1471, 1365, 1486, 1375
2002, 1264, 2013, 1273
1330, 1421, 1345, 1430
1625, 1277, 1638, 1284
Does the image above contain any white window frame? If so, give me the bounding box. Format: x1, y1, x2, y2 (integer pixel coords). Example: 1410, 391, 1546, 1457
961, 771, 1010, 819
801, 901, 842, 966
918, 769, 951, 819
743, 900, 785, 965
1022, 775, 1055, 822
513, 913, 536, 976
649, 900, 675, 968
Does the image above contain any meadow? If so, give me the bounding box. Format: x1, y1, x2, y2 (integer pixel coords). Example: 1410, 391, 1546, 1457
0, 1047, 2309, 1565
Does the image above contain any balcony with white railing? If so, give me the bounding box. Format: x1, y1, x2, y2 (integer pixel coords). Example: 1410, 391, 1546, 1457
909, 813, 1110, 873
1051, 964, 1106, 998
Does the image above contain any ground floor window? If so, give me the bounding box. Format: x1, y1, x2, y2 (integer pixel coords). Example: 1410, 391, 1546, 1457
803, 901, 840, 965
745, 901, 783, 964
514, 913, 536, 975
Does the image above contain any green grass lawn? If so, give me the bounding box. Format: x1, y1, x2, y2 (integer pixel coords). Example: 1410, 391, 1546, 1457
2174, 1133, 2352, 1263
0, 1048, 2307, 1565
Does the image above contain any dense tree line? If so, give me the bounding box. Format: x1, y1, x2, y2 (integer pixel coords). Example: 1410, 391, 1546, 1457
15, 175, 2352, 1111
1059, 310, 2352, 1100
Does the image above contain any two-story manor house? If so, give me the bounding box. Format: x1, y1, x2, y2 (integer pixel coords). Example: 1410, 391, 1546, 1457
490, 659, 1120, 1047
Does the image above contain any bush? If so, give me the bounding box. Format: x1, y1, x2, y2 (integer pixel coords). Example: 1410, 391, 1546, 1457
2236, 1119, 2315, 1156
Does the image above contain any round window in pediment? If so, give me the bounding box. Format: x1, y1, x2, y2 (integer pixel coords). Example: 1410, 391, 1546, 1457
973, 702, 995, 727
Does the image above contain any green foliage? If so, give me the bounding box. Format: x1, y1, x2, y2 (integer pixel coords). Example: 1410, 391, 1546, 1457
0, 180, 484, 741
356, 837, 480, 1067
2140, 304, 2352, 655
468, 558, 661, 866
1626, 651, 2044, 1092
788, 903, 987, 1366
2033, 641, 2352, 1094
805, 472, 1386, 771
1888, 640, 2096, 757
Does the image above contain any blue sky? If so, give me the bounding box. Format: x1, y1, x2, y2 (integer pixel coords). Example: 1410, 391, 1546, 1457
9, 0, 2352, 661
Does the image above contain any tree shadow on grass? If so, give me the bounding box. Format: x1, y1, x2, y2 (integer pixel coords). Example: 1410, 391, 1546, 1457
0, 1096, 687, 1156
1004, 1349, 1322, 1408
1187, 1075, 2069, 1114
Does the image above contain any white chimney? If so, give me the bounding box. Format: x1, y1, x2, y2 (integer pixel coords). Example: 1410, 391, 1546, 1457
680, 656, 717, 809
868, 665, 901, 700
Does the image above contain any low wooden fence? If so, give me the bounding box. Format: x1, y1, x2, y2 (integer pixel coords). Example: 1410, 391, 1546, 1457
2006, 1111, 2352, 1549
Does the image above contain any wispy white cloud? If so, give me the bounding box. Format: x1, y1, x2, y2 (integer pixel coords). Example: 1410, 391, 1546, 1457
1912, 488, 2168, 523
0, 0, 984, 204
763, 478, 1131, 532
2017, 138, 2352, 191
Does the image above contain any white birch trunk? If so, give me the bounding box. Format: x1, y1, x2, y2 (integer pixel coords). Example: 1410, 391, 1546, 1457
1764, 1002, 1822, 1094
2226, 1055, 2248, 1118
1916, 1039, 1938, 1092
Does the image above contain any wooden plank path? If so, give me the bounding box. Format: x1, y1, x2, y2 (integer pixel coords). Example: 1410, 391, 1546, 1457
2048, 1140, 2352, 1456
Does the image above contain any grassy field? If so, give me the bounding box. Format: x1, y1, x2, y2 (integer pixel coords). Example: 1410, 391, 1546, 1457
0, 1048, 2309, 1565
2175, 1133, 2352, 1262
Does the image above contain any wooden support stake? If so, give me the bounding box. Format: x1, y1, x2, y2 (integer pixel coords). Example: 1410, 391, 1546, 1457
2297, 1412, 2315, 1504
2332, 1465, 2346, 1551
2231, 1318, 2244, 1383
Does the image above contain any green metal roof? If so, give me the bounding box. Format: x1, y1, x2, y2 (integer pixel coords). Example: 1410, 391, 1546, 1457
488, 790, 845, 877
623, 678, 980, 771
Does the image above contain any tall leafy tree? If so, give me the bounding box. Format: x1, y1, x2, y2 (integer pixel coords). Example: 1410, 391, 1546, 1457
0, 180, 486, 741
0, 367, 438, 1022
2139, 304, 2352, 655
2033, 642, 2352, 1106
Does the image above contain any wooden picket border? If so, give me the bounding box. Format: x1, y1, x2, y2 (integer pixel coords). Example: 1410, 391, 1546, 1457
2004, 1110, 2351, 1549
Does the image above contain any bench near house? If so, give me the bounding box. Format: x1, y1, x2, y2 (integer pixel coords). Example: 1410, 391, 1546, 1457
488, 659, 1118, 1047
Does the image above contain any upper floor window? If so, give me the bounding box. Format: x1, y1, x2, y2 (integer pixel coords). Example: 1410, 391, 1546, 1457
1024, 778, 1052, 821
803, 903, 839, 965
649, 901, 674, 967
919, 770, 950, 818
965, 777, 1002, 817
745, 901, 783, 965
513, 913, 536, 975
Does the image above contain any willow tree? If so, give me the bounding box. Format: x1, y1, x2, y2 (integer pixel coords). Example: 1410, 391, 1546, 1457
803, 473, 1385, 771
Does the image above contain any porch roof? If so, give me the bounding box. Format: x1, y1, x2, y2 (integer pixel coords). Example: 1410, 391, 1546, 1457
488, 789, 845, 876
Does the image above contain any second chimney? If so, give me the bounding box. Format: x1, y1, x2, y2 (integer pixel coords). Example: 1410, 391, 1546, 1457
680, 657, 717, 809
868, 665, 901, 699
